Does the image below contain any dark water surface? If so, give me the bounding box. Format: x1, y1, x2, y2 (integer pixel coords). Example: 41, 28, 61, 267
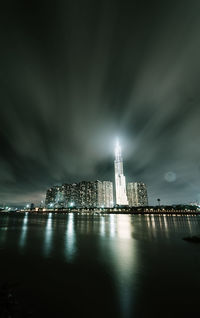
0, 213, 200, 317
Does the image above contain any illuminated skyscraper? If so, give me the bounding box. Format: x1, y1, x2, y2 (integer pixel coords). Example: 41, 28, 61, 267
114, 140, 128, 205
127, 182, 148, 206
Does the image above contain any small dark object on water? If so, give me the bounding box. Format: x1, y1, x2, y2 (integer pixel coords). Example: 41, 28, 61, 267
183, 236, 200, 243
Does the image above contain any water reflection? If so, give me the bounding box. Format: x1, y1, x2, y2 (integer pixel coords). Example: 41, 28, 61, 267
163, 215, 168, 231
109, 214, 116, 237
0, 216, 9, 245
100, 216, 105, 236
19, 212, 28, 249
65, 213, 76, 261
99, 214, 137, 317
107, 215, 137, 318
186, 215, 192, 233
44, 213, 53, 256
1, 213, 200, 317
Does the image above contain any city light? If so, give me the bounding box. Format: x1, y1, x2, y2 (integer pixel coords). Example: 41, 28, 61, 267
43, 141, 149, 210
114, 140, 129, 206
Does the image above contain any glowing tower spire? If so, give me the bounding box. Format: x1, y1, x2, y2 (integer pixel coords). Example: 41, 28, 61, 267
114, 139, 128, 206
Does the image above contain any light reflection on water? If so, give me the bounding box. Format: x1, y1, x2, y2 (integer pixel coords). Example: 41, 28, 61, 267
44, 213, 53, 256
0, 213, 200, 317
0, 219, 8, 245
109, 214, 116, 237
107, 215, 137, 317
65, 213, 76, 261
100, 215, 105, 236
19, 212, 28, 249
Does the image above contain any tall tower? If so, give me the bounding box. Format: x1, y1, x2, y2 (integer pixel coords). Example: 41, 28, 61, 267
114, 140, 128, 205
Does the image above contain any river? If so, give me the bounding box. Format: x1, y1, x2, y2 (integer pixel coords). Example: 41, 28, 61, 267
0, 213, 199, 317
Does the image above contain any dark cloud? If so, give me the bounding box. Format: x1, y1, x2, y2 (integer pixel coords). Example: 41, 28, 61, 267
0, 0, 200, 206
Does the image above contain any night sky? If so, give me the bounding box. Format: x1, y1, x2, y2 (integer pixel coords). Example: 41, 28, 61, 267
1, 0, 200, 206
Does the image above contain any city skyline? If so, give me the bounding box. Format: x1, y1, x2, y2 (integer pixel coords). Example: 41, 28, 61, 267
0, 136, 199, 207
1, 1, 200, 206
44, 140, 148, 209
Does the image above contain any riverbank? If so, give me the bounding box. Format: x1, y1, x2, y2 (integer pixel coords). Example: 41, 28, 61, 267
0, 210, 199, 216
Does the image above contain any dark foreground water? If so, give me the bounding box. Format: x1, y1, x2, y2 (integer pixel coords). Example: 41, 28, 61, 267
0, 213, 200, 317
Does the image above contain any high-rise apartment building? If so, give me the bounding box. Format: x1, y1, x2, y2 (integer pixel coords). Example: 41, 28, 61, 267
45, 187, 55, 206
45, 186, 64, 207
45, 180, 114, 209
127, 182, 148, 206
114, 140, 128, 205
77, 180, 114, 208
102, 181, 114, 208
62, 183, 79, 207
78, 181, 100, 208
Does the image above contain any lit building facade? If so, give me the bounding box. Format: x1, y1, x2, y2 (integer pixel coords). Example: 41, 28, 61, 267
114, 141, 128, 206
102, 181, 114, 208
127, 182, 148, 206
62, 183, 79, 207
45, 180, 114, 209
78, 181, 101, 208
45, 186, 59, 207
